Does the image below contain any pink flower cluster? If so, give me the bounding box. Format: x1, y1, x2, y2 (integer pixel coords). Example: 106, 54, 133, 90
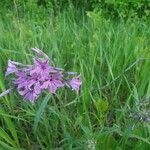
1, 48, 82, 104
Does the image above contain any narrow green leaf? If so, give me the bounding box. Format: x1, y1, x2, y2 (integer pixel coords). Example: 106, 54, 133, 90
0, 128, 16, 147
130, 134, 150, 145
0, 141, 25, 150
0, 140, 16, 150
33, 94, 51, 132
0, 109, 19, 147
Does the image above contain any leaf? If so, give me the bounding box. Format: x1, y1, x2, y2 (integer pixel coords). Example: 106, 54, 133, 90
130, 134, 150, 145
0, 141, 16, 150
0, 109, 19, 147
33, 94, 51, 132
0, 141, 25, 150
0, 128, 16, 147
4, 115, 20, 147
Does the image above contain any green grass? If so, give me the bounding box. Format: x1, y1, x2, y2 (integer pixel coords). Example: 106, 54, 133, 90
0, 8, 150, 149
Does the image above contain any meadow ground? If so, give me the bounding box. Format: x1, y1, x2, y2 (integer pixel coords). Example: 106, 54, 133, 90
0, 8, 150, 149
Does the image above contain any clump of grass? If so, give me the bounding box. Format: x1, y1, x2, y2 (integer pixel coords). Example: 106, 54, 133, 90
0, 8, 150, 149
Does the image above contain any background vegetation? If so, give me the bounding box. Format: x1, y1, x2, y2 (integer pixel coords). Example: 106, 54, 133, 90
0, 0, 150, 149
1, 0, 150, 19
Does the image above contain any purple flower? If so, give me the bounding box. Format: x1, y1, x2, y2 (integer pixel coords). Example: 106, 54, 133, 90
24, 89, 39, 104
15, 71, 42, 102
30, 59, 55, 80
16, 82, 40, 104
17, 87, 28, 96
41, 73, 64, 94
69, 75, 82, 92
14, 71, 30, 89
5, 60, 18, 76
17, 84, 39, 104
27, 74, 41, 95
0, 47, 83, 104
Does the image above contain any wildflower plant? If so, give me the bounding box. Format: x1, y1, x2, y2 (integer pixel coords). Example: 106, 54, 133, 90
0, 48, 82, 104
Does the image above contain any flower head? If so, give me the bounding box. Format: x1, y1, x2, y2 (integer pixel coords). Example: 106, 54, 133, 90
27, 74, 41, 95
24, 89, 39, 104
69, 75, 82, 92
41, 73, 64, 94
15, 71, 42, 101
30, 59, 51, 80
5, 60, 18, 76
14, 71, 29, 88
0, 48, 82, 104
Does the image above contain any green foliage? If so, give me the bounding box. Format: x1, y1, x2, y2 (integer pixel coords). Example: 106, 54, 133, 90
0, 2, 150, 149
95, 99, 109, 113
0, 0, 150, 19
92, 0, 150, 19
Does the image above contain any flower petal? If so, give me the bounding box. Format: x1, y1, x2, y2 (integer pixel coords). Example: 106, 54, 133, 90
34, 82, 41, 95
